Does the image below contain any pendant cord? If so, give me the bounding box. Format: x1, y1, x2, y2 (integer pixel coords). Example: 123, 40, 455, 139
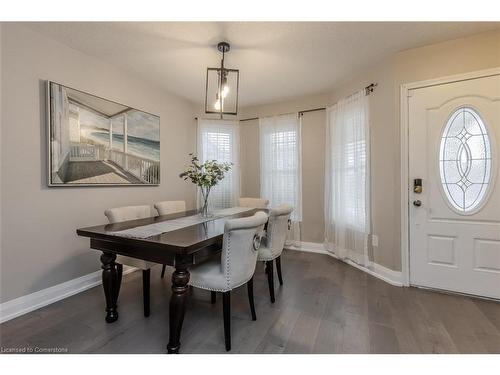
220, 49, 225, 119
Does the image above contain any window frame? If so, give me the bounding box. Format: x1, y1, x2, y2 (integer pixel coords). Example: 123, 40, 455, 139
197, 119, 240, 210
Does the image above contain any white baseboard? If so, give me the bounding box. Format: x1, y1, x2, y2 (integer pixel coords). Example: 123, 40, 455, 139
0, 266, 137, 324
287, 241, 327, 254
369, 262, 404, 287
286, 241, 404, 287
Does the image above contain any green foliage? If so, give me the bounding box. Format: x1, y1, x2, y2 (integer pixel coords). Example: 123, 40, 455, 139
179, 153, 232, 189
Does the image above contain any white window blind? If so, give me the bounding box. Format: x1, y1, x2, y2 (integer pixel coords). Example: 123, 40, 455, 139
324, 90, 370, 266
197, 119, 240, 210
260, 113, 302, 245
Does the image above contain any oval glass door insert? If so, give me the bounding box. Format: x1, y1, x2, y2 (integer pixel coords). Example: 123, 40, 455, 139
439, 107, 492, 214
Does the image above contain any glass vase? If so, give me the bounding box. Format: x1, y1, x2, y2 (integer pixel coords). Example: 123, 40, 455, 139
199, 187, 213, 218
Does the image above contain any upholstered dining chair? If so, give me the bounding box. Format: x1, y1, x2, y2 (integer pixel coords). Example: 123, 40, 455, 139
154, 200, 187, 279
238, 197, 269, 208
104, 205, 154, 317
257, 204, 294, 303
154, 200, 186, 216
188, 211, 268, 351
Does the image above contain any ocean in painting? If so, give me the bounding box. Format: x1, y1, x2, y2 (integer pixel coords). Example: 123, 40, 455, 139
83, 129, 160, 161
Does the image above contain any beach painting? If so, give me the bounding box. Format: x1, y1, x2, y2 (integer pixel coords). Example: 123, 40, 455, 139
47, 81, 160, 186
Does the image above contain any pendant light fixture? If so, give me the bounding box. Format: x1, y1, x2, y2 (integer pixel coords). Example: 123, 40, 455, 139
205, 41, 239, 119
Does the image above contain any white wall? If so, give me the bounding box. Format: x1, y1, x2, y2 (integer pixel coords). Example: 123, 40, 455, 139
0, 23, 3, 294
328, 59, 398, 269
0, 24, 197, 303
239, 29, 500, 271
1, 25, 498, 305
329, 29, 500, 270
239, 93, 330, 243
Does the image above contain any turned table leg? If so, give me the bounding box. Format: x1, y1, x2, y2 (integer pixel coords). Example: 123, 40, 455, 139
101, 252, 121, 323
167, 264, 190, 354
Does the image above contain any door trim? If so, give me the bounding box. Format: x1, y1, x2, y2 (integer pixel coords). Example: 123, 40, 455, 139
400, 67, 500, 287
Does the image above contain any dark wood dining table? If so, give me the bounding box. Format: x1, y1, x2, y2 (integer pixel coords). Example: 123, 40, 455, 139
76, 208, 265, 354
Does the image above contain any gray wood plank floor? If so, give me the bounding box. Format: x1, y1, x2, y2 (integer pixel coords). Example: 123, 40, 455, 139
1, 250, 499, 354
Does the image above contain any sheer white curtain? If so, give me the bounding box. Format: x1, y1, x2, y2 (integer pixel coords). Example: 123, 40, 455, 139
260, 113, 302, 246
197, 119, 240, 210
324, 90, 370, 266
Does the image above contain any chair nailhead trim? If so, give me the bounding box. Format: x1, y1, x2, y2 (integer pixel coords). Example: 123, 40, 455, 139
189, 275, 253, 293
225, 233, 231, 289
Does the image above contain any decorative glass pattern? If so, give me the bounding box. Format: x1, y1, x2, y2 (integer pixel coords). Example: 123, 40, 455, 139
439, 107, 492, 213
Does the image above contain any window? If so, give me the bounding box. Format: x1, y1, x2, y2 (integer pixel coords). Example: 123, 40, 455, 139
197, 119, 240, 209
324, 90, 370, 265
341, 137, 367, 230
259, 113, 302, 224
439, 107, 492, 214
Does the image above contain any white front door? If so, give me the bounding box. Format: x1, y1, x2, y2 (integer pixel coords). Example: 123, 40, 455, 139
408, 73, 500, 299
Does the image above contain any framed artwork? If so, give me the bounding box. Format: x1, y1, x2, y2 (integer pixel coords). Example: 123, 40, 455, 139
47, 81, 160, 186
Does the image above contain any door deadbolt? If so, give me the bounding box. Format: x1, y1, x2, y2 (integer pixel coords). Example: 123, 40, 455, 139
413, 178, 423, 194
413, 200, 422, 207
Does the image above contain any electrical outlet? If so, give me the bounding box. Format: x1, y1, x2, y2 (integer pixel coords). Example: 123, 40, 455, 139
372, 234, 379, 247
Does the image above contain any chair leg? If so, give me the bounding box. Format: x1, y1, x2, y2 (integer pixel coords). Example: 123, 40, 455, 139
222, 291, 231, 351
142, 269, 151, 317
160, 265, 167, 279
247, 277, 256, 321
265, 261, 275, 303
276, 255, 283, 286
211, 291, 216, 304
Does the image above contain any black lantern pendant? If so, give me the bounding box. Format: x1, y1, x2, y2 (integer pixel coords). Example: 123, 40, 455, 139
205, 41, 239, 119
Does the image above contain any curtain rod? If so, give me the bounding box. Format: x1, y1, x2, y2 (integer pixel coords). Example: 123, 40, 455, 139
365, 82, 377, 95
196, 83, 377, 122
237, 107, 326, 122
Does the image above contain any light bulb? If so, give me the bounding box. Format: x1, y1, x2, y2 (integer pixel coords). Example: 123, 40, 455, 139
214, 99, 221, 111
221, 84, 230, 98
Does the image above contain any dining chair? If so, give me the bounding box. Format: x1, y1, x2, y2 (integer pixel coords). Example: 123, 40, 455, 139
257, 204, 294, 303
188, 211, 268, 351
104, 205, 154, 317
238, 197, 269, 208
154, 200, 187, 279
154, 200, 186, 216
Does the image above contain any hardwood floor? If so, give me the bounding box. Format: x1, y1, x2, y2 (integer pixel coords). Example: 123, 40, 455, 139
1, 250, 499, 353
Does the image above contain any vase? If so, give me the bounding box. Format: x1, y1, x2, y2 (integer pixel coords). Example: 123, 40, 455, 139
199, 187, 213, 218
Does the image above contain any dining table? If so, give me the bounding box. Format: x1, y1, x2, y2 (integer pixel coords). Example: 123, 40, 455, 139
76, 207, 266, 354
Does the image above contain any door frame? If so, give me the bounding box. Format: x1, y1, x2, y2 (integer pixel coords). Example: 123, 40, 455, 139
400, 67, 500, 287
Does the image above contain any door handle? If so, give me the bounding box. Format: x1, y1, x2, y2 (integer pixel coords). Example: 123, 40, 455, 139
413, 200, 422, 207
413, 178, 423, 194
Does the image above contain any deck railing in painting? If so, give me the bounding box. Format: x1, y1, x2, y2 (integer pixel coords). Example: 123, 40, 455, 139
109, 149, 160, 185
69, 142, 160, 184
69, 142, 104, 161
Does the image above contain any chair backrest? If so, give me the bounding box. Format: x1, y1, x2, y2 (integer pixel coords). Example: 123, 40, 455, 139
221, 211, 269, 290
104, 205, 151, 224
238, 197, 269, 209
266, 204, 294, 258
154, 200, 186, 216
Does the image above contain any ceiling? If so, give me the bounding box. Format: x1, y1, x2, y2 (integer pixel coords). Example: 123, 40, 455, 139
63, 84, 128, 117
28, 22, 499, 107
